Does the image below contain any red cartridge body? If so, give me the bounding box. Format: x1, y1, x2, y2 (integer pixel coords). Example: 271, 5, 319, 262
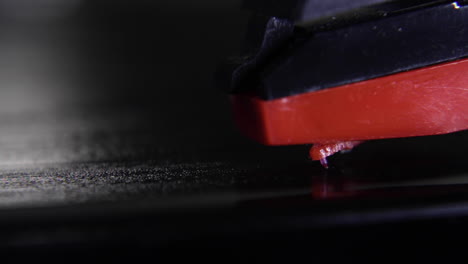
231, 59, 468, 162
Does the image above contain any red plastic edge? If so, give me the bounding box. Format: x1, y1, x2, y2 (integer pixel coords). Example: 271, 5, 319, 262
231, 59, 468, 146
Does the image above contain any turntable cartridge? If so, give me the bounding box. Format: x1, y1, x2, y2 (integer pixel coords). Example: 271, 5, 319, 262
217, 0, 468, 167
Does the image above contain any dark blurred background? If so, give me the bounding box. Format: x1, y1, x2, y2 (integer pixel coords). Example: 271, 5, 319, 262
0, 0, 251, 165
